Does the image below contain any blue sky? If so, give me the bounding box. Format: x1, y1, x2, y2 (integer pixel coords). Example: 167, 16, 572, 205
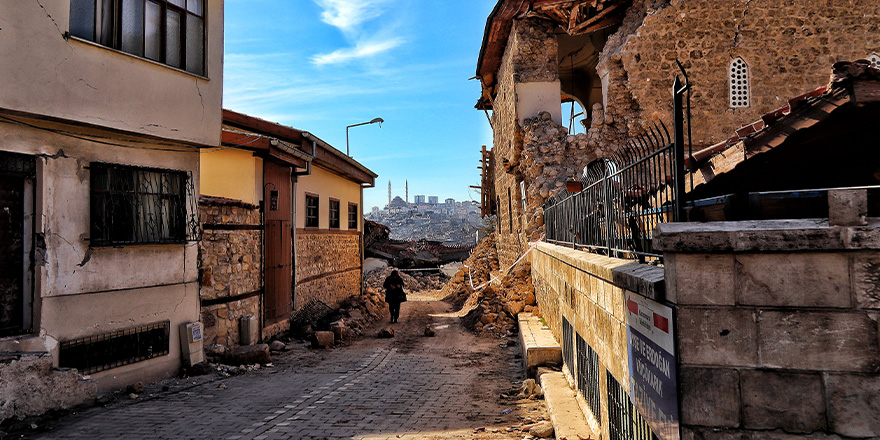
223, 0, 497, 211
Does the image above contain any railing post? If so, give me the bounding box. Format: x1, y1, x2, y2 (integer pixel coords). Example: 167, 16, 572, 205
672, 75, 687, 223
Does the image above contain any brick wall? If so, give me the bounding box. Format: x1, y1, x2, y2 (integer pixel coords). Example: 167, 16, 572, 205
657, 214, 880, 438
295, 231, 361, 310
531, 242, 664, 440
199, 199, 262, 348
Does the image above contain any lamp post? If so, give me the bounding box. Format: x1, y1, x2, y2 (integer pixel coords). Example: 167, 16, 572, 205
345, 117, 384, 156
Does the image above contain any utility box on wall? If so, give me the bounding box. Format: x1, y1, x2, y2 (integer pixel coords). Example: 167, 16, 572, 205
178, 322, 204, 367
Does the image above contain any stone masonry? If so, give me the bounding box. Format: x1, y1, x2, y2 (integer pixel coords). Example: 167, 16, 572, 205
295, 232, 361, 310
655, 190, 880, 438
199, 198, 262, 348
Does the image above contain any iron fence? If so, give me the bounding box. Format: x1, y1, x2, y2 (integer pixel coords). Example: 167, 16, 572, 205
543, 69, 691, 262
607, 371, 658, 440
577, 333, 602, 425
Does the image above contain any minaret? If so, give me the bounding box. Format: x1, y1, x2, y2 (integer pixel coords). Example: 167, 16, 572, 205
405, 180, 409, 203
388, 180, 391, 206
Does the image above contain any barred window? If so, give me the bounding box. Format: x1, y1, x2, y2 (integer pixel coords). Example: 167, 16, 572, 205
90, 163, 190, 245
870, 54, 880, 70
729, 58, 750, 108
329, 199, 340, 229
70, 0, 206, 76
348, 203, 358, 229
305, 194, 319, 228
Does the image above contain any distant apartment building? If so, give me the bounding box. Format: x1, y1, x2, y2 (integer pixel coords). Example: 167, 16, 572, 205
0, 0, 224, 420
413, 195, 426, 204
428, 196, 439, 204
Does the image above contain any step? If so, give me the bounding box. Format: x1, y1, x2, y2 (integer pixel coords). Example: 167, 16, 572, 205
517, 312, 562, 378
538, 369, 596, 440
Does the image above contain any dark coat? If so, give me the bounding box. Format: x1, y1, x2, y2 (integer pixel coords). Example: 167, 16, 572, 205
383, 273, 406, 303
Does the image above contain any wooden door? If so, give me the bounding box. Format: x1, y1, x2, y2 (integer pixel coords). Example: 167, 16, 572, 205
263, 161, 292, 323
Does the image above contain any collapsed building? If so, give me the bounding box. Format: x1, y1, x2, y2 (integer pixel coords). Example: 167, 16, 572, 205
476, 1, 880, 439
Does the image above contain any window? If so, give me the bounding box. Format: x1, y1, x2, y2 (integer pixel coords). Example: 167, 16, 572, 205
305, 194, 319, 228
90, 163, 189, 245
329, 199, 340, 229
729, 58, 750, 108
348, 203, 358, 229
70, 0, 205, 76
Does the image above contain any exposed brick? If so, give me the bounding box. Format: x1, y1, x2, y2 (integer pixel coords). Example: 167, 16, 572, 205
679, 367, 741, 427
760, 311, 880, 372
736, 253, 851, 308
678, 307, 759, 367
741, 370, 826, 433
826, 373, 880, 438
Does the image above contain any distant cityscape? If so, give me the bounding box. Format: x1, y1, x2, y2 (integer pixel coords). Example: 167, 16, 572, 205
366, 180, 482, 245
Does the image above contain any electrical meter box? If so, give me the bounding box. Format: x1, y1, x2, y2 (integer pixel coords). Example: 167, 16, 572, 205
179, 322, 204, 367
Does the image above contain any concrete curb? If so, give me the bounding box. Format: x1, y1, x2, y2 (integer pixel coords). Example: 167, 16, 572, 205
538, 370, 595, 440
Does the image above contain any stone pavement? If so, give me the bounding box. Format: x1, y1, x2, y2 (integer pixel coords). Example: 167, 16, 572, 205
13, 300, 547, 440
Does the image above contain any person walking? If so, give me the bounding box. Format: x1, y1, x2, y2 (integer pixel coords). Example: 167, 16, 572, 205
382, 270, 407, 323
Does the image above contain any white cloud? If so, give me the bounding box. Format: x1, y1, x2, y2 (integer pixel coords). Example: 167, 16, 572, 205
311, 38, 404, 65
315, 0, 386, 34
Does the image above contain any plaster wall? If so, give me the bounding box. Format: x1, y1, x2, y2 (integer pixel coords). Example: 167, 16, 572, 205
0, 116, 201, 390
296, 165, 362, 231
0, 0, 224, 146
200, 149, 259, 205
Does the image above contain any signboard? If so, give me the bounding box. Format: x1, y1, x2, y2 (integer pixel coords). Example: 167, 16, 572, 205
626, 292, 679, 440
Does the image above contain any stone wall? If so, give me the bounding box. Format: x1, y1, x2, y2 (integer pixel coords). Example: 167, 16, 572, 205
601, 0, 880, 148
295, 231, 361, 310
656, 201, 880, 438
199, 199, 262, 348
531, 242, 664, 440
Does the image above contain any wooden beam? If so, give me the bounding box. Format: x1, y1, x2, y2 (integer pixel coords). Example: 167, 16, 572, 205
570, 14, 622, 35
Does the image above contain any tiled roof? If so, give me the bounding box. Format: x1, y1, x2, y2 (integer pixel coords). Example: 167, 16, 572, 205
686, 61, 880, 192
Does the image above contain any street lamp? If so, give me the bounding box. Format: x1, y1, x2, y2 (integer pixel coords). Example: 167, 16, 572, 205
346, 117, 384, 156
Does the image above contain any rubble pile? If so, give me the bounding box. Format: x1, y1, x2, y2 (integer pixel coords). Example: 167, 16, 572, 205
364, 267, 448, 294
438, 234, 538, 336
439, 234, 500, 308
460, 259, 537, 335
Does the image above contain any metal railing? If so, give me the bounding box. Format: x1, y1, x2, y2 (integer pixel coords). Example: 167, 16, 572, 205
544, 69, 691, 262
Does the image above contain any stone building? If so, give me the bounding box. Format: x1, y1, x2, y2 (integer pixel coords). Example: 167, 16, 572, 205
476, 1, 880, 439
0, 0, 224, 422
199, 110, 376, 349
476, 0, 880, 269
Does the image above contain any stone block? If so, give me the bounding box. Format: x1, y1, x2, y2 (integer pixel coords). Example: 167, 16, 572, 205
677, 307, 759, 367
741, 370, 825, 433
312, 331, 335, 348
667, 254, 735, 306
826, 373, 880, 438
228, 344, 271, 365
760, 311, 880, 372
679, 367, 741, 427
828, 189, 868, 226
736, 253, 851, 308
853, 253, 880, 309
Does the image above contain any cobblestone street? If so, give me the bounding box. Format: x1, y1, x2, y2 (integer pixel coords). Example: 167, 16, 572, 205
13, 298, 548, 440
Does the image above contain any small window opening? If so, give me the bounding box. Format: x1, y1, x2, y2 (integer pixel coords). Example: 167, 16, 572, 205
869, 54, 880, 70
729, 58, 750, 108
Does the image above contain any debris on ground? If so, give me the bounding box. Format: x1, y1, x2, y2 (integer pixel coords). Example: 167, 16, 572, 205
377, 327, 395, 338
424, 326, 436, 337
364, 266, 448, 294
438, 233, 538, 336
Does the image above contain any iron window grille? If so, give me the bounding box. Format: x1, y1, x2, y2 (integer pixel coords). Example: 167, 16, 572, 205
348, 203, 358, 229
607, 371, 657, 440
305, 195, 319, 228
577, 333, 602, 425
90, 162, 198, 246
59, 320, 170, 374
70, 0, 206, 76
329, 199, 340, 229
